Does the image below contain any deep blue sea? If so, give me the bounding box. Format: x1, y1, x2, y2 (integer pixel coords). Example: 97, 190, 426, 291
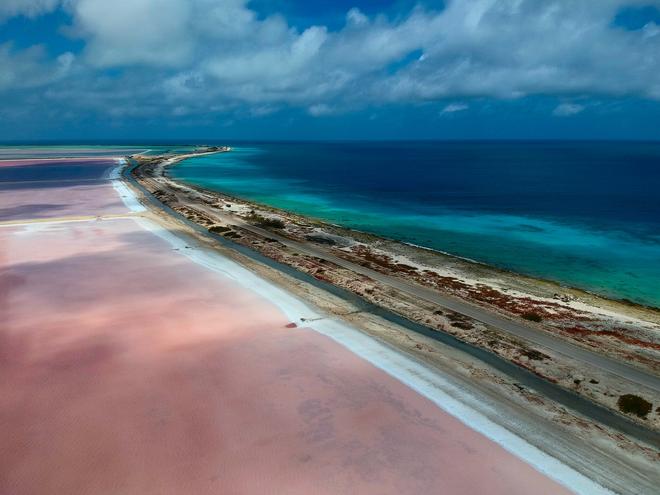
171, 142, 660, 307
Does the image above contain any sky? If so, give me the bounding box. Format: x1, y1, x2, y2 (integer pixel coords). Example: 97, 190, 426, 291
2, 0, 660, 141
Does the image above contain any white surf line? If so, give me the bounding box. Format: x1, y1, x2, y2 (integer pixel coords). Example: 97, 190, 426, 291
116, 168, 612, 495
108, 159, 146, 212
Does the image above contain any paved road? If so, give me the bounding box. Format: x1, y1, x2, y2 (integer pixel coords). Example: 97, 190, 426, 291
128, 168, 660, 448
191, 201, 660, 394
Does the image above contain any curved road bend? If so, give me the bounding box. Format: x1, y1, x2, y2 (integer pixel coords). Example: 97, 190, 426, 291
187, 202, 660, 395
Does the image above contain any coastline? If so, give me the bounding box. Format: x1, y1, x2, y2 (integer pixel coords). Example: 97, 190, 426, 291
131, 152, 660, 387
123, 152, 660, 492
158, 154, 660, 369
115, 201, 617, 495
165, 153, 660, 311
168, 144, 660, 309
96, 182, 612, 494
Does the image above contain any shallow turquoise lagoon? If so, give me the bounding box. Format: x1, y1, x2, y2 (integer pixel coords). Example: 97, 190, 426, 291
172, 142, 660, 307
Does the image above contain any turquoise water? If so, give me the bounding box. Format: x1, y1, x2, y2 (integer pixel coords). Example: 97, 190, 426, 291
171, 142, 660, 307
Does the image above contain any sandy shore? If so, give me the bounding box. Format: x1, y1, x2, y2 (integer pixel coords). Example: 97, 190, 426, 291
0, 156, 612, 493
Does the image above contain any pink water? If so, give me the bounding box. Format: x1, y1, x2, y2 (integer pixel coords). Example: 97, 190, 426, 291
0, 158, 572, 494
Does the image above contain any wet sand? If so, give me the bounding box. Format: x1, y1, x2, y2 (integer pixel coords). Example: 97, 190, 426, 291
0, 158, 574, 494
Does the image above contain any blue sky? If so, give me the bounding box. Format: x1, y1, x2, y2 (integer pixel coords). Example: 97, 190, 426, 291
2, 0, 660, 141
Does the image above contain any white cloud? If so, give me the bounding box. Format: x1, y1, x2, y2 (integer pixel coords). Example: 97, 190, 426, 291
308, 103, 334, 116
441, 102, 469, 114
0, 0, 59, 21
0, 43, 74, 90
69, 0, 194, 67
205, 25, 328, 88
346, 8, 368, 27
3, 0, 660, 121
373, 0, 660, 102
553, 103, 585, 117
249, 105, 279, 117
642, 21, 660, 38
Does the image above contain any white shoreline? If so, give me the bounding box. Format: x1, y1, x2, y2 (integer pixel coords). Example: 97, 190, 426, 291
110, 159, 146, 212
115, 161, 613, 495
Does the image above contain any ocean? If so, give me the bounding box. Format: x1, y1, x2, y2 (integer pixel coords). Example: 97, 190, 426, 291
170, 141, 660, 308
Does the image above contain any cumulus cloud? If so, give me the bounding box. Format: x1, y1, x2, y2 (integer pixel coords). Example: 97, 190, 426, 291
0, 0, 59, 21
69, 0, 194, 67
373, 0, 660, 102
553, 103, 585, 117
346, 8, 368, 27
441, 103, 469, 114
0, 43, 74, 90
308, 103, 334, 117
2, 0, 660, 122
204, 24, 330, 102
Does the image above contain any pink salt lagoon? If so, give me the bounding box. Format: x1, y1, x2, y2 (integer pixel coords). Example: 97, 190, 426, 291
0, 159, 127, 221
0, 157, 574, 494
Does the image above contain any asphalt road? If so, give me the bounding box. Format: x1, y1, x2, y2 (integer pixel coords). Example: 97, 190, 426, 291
193, 202, 660, 395
127, 166, 660, 448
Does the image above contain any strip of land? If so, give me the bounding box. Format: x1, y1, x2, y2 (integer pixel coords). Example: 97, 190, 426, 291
131, 151, 660, 422
188, 198, 660, 392
123, 150, 660, 493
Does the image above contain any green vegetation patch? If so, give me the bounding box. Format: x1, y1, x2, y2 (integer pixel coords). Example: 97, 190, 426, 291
617, 394, 652, 418
521, 311, 543, 322
522, 349, 548, 361
209, 225, 232, 234
246, 211, 286, 229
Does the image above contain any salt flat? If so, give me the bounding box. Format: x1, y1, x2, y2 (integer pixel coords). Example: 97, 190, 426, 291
0, 157, 578, 494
